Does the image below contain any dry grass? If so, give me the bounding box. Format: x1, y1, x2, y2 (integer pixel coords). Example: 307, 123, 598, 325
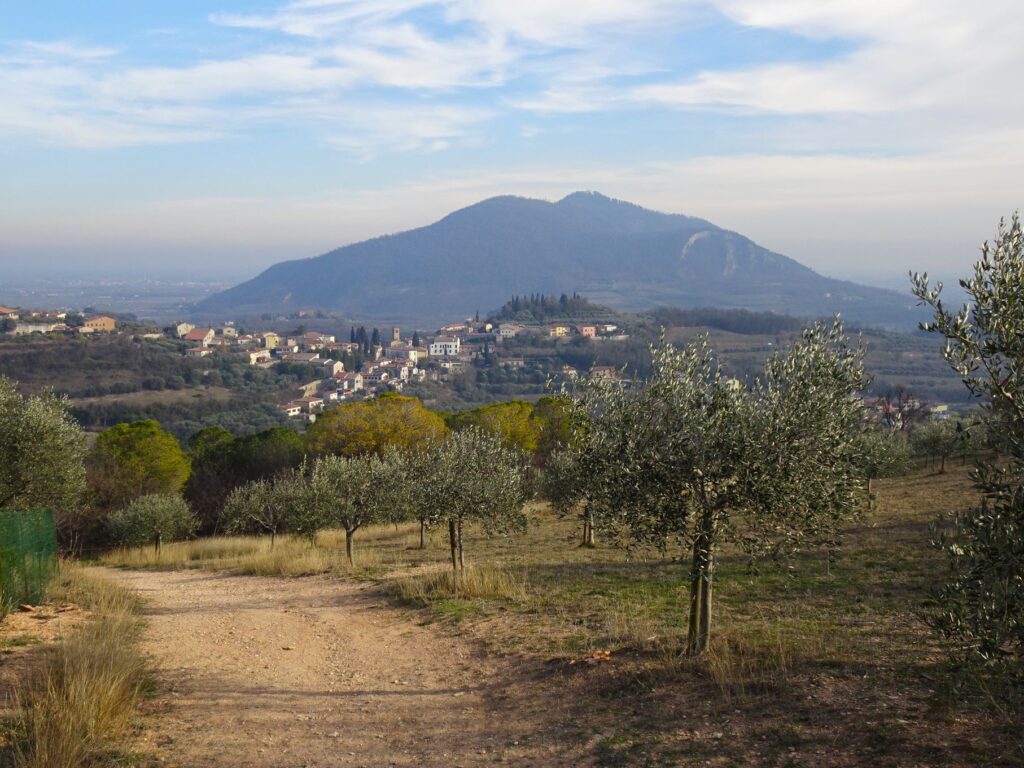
4, 563, 147, 768
100, 524, 421, 577
389, 565, 529, 606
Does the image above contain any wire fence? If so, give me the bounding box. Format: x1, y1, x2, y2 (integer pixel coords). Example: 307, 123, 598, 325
0, 509, 57, 617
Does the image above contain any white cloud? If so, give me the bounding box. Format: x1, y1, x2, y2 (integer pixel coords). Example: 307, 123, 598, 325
14, 40, 117, 60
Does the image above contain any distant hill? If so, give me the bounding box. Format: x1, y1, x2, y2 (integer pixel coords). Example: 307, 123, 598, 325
195, 192, 922, 328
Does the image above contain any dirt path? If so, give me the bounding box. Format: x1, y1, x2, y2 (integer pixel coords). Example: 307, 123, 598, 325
104, 569, 581, 768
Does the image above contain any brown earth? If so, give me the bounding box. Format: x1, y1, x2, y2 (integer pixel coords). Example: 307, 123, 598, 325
105, 568, 587, 768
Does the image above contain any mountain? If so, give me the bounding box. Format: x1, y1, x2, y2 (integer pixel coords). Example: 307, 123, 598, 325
195, 192, 922, 328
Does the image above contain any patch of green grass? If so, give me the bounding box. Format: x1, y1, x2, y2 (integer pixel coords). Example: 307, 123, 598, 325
0, 637, 39, 652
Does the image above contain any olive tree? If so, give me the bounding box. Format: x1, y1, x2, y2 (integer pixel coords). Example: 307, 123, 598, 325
856, 428, 912, 508
570, 321, 867, 656
0, 377, 88, 547
271, 467, 331, 545
311, 453, 392, 565
912, 214, 1024, 694
911, 419, 960, 473
220, 479, 290, 547
542, 419, 609, 548
108, 494, 197, 553
420, 428, 526, 573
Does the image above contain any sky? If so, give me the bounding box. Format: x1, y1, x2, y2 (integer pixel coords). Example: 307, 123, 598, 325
0, 0, 1022, 288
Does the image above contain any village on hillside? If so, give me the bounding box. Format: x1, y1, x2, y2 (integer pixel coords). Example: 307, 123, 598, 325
166, 317, 629, 422
0, 298, 961, 430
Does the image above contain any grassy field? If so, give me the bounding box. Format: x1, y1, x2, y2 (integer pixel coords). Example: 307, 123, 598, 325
101, 465, 1022, 765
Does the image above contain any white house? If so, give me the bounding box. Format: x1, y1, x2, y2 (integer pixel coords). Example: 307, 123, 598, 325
278, 402, 303, 417
429, 336, 461, 357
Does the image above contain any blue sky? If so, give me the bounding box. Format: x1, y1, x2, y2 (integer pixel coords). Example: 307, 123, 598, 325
1, 1, 1021, 286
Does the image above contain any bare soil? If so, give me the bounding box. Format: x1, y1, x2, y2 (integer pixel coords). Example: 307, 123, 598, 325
105, 568, 585, 768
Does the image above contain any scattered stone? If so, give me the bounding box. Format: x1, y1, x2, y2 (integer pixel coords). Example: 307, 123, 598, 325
17, 604, 33, 613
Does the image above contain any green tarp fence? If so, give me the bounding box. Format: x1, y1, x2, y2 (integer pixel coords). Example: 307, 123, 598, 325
0, 509, 57, 617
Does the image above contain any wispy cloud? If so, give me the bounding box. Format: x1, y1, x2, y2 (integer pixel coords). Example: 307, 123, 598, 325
0, 1, 1021, 168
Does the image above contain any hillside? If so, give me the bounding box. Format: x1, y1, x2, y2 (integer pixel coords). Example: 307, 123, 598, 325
195, 192, 922, 328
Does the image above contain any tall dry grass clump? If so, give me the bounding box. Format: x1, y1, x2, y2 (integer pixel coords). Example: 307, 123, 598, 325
5, 564, 147, 768
390, 565, 528, 605
697, 624, 824, 702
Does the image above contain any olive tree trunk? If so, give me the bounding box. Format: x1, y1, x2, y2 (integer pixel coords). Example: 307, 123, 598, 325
581, 508, 596, 547
448, 518, 459, 573
344, 528, 355, 566
456, 518, 465, 571
419, 517, 427, 549
686, 509, 716, 657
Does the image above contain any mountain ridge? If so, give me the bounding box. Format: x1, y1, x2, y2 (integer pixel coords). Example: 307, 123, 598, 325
195, 192, 921, 328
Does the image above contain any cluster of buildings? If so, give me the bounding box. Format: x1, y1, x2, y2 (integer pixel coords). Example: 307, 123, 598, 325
0, 306, 118, 336
167, 315, 631, 423
271, 327, 436, 421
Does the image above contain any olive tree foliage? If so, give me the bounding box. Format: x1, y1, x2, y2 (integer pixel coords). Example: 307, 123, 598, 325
912, 215, 1024, 695
107, 494, 197, 553
0, 376, 88, 548
419, 428, 527, 573
560, 321, 867, 656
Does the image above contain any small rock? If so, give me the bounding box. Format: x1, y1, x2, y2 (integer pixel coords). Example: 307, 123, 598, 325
17, 604, 33, 613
